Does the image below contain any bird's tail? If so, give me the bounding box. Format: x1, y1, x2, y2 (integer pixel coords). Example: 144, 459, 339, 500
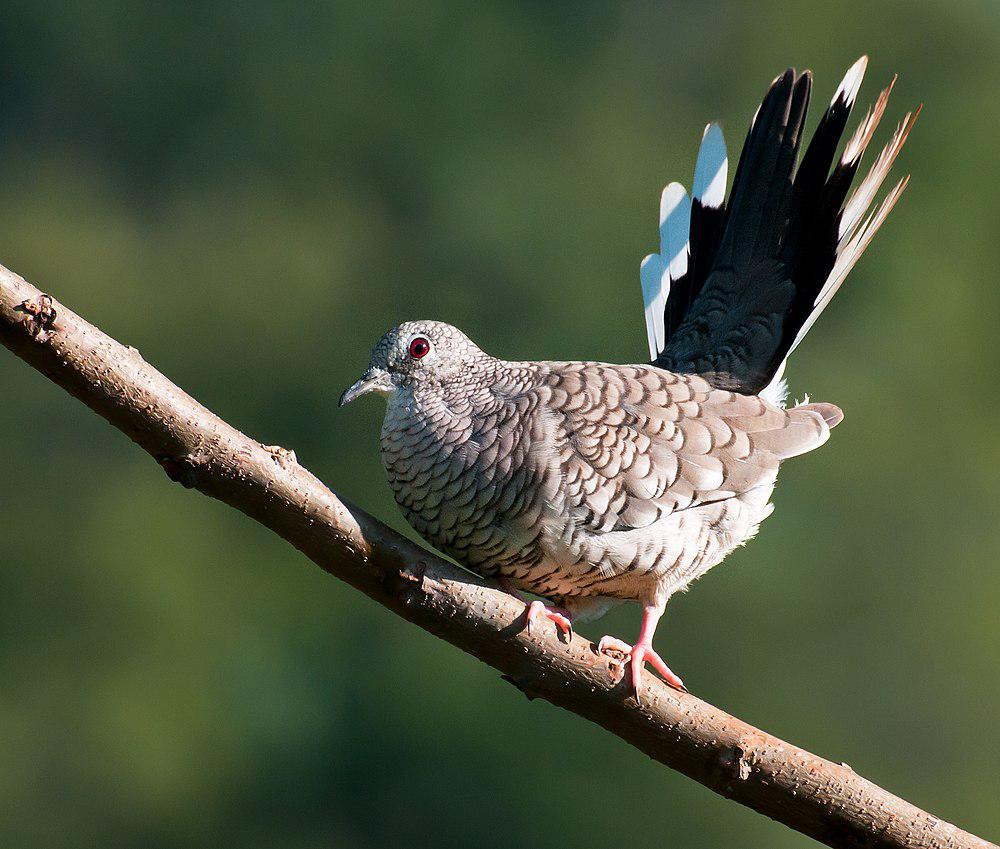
644, 57, 919, 401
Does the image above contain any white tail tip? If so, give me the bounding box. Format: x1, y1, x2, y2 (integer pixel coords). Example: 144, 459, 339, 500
834, 55, 868, 108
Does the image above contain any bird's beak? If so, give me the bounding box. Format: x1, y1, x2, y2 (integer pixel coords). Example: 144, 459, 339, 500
339, 367, 393, 407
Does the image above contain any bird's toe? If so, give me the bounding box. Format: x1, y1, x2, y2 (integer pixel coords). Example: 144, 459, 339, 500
524, 600, 573, 642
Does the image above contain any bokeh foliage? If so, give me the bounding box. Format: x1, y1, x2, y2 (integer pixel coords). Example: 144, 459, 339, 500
1, 2, 998, 847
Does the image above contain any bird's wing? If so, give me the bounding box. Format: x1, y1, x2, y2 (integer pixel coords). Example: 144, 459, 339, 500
640, 57, 917, 397
540, 363, 839, 534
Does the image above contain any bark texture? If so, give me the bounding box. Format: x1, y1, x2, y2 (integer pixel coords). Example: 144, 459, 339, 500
0, 263, 994, 849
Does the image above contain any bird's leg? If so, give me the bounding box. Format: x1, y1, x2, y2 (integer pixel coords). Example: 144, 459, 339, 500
498, 577, 573, 641
598, 602, 686, 695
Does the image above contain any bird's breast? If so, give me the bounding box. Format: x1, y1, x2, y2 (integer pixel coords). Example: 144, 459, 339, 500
378, 387, 556, 573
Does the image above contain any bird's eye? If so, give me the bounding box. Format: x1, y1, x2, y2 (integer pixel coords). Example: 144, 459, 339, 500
408, 336, 431, 360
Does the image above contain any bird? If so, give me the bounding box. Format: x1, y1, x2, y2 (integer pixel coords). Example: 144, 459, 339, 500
340, 57, 917, 696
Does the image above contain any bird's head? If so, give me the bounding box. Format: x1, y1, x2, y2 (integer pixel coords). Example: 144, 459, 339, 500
339, 320, 489, 406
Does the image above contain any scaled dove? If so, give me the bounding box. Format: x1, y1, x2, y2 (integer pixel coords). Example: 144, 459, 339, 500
341, 58, 917, 694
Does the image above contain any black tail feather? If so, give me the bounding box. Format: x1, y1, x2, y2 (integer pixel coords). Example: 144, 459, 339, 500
653, 59, 913, 396
683, 196, 725, 335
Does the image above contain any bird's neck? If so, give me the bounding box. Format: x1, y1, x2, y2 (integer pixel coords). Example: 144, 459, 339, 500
381, 359, 535, 436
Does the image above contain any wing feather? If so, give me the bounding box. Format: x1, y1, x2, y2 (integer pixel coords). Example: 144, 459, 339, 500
540, 364, 837, 534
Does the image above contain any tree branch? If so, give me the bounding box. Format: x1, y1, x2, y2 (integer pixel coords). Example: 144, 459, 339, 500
0, 263, 993, 849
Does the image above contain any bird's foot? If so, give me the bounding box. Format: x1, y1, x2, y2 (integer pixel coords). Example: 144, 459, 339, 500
498, 577, 573, 642
597, 635, 686, 695
524, 600, 573, 642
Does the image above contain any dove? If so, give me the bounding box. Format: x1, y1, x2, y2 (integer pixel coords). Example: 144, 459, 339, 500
341, 58, 916, 694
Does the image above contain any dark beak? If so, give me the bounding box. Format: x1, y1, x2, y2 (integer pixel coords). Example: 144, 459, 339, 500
339, 367, 392, 407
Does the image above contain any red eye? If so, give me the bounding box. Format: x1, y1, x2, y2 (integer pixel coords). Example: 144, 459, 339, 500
408, 336, 431, 359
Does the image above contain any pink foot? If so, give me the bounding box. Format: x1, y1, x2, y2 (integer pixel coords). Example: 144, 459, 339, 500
598, 635, 686, 695
525, 600, 573, 641
498, 578, 573, 642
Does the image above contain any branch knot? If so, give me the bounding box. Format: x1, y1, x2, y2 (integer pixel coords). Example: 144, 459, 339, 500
716, 742, 754, 784
15, 294, 58, 339
157, 454, 198, 488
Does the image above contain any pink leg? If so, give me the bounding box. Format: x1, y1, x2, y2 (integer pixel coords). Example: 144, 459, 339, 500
598, 602, 686, 695
499, 578, 573, 641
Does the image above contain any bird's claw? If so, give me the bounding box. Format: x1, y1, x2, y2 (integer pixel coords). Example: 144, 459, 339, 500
598, 635, 686, 696
524, 600, 573, 642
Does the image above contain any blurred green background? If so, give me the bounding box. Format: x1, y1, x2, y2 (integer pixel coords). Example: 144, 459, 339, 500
1, 2, 998, 847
